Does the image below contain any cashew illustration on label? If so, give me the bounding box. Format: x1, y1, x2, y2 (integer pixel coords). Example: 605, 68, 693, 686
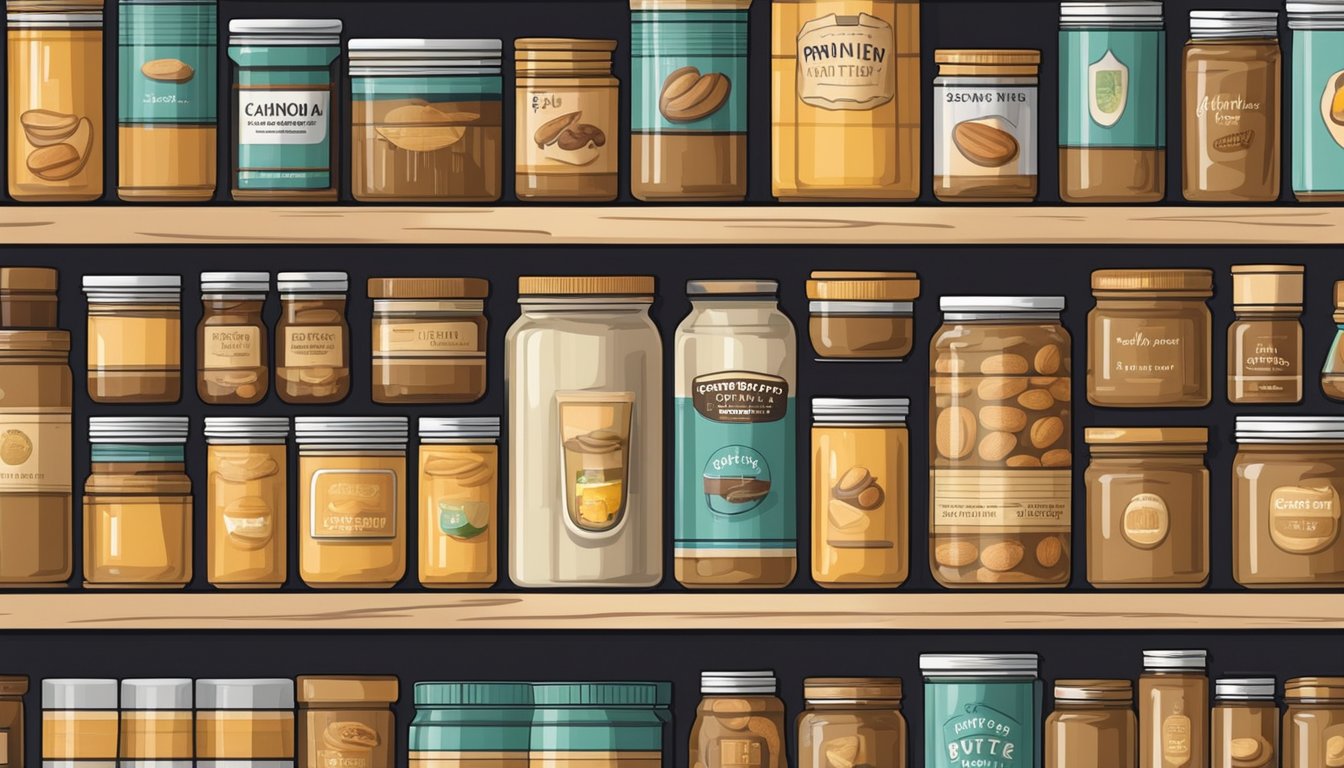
533, 110, 607, 166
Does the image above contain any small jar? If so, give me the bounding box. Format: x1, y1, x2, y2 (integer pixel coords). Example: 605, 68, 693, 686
1233, 416, 1344, 588
204, 417, 289, 589
369, 277, 488, 405
1321, 281, 1344, 401
1087, 269, 1214, 408
515, 39, 619, 202
691, 672, 787, 768
531, 683, 670, 768
297, 676, 397, 768
1058, 1, 1166, 203
7, 1, 104, 202
409, 683, 531, 768
0, 267, 59, 328
0, 677, 26, 768
806, 271, 920, 361
1182, 11, 1282, 202
811, 398, 909, 588
350, 39, 503, 202
1229, 265, 1304, 404
1287, 2, 1344, 202
120, 679, 193, 768
1045, 680, 1136, 768
797, 678, 906, 768
921, 654, 1041, 768
195, 679, 295, 768
630, 0, 751, 201
1139, 650, 1208, 768
1085, 427, 1210, 588
277, 272, 350, 405
83, 417, 192, 588
933, 49, 1040, 202
296, 417, 407, 589
83, 276, 183, 404
228, 19, 342, 201
43, 679, 119, 768
419, 417, 499, 590
1284, 677, 1344, 767
1213, 677, 1277, 768
198, 272, 270, 405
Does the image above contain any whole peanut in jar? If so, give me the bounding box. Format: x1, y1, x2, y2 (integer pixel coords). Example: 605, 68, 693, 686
1213, 677, 1277, 768
418, 417, 499, 589
298, 676, 397, 768
277, 272, 350, 405
198, 272, 270, 405
204, 417, 289, 589
929, 297, 1072, 588
691, 672, 787, 768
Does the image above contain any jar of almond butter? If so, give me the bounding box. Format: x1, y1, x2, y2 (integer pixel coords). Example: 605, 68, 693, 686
933, 49, 1040, 201
298, 676, 398, 768
418, 417, 498, 589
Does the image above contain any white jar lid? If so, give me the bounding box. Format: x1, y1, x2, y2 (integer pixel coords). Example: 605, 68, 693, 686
196, 679, 295, 710
83, 275, 182, 302
920, 653, 1040, 676
1190, 10, 1279, 37
278, 272, 348, 294
229, 18, 342, 44
121, 679, 193, 710
1216, 677, 1276, 699
701, 671, 777, 695
89, 417, 190, 443
43, 679, 118, 710
420, 417, 501, 441
1143, 649, 1208, 669
1235, 415, 1344, 442
812, 397, 910, 423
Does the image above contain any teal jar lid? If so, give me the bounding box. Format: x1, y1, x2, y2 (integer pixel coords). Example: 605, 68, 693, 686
414, 682, 533, 706
410, 682, 533, 754
531, 682, 671, 707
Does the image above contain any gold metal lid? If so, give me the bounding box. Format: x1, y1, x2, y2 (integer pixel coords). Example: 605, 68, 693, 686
297, 675, 399, 704
1054, 679, 1133, 701
518, 276, 655, 296
0, 676, 28, 696
0, 267, 57, 292
367, 277, 489, 299
935, 49, 1041, 76
1232, 264, 1304, 308
1285, 677, 1344, 701
1091, 269, 1215, 295
1085, 427, 1209, 445
515, 38, 617, 53
803, 677, 902, 701
807, 271, 920, 302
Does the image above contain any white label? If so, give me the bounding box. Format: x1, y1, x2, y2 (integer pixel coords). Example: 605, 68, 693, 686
934, 85, 1037, 177
239, 91, 330, 145
796, 13, 896, 111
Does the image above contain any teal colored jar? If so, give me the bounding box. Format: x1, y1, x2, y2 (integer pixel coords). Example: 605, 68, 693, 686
228, 19, 342, 201
531, 683, 671, 768
921, 654, 1041, 768
410, 683, 532, 768
629, 0, 751, 201
1289, 1, 1344, 201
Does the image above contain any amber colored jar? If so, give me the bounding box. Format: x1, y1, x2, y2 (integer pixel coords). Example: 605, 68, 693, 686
198, 272, 270, 405
120, 679, 193, 767
1229, 265, 1303, 404
0, 676, 26, 768
277, 272, 349, 405
691, 672, 786, 768
83, 275, 183, 404
1046, 680, 1137, 768
1213, 677, 1277, 768
204, 417, 289, 589
1088, 269, 1214, 408
1139, 650, 1208, 768
806, 271, 920, 361
298, 676, 398, 768
369, 277, 488, 405
0, 267, 58, 328
43, 678, 119, 768
1284, 677, 1344, 768
419, 417, 498, 589
1085, 427, 1210, 589
798, 678, 905, 768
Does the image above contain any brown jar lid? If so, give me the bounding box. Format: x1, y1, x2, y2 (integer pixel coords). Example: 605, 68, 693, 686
297, 675, 399, 704
1054, 679, 1133, 702
935, 49, 1041, 76
0, 676, 28, 696
1091, 269, 1214, 296
368, 277, 489, 300
1285, 677, 1344, 701
803, 677, 902, 701
1085, 427, 1209, 445
0, 267, 57, 292
518, 276, 655, 296
515, 38, 617, 53
807, 271, 921, 302
0, 329, 71, 352
1232, 264, 1304, 308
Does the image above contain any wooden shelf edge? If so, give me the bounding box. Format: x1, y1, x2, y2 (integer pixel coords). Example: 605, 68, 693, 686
0, 593, 1339, 630
1, 206, 1341, 246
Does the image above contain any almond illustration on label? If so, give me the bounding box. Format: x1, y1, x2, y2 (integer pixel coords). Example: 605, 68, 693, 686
217, 453, 281, 483
953, 119, 1019, 168
659, 66, 731, 123
142, 58, 194, 83
26, 117, 93, 181
980, 540, 1025, 572
19, 109, 79, 147
377, 104, 473, 152
323, 721, 379, 750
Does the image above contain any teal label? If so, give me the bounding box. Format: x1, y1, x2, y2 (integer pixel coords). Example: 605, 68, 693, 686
1292, 29, 1344, 195
1059, 29, 1165, 148
118, 0, 217, 125
352, 74, 503, 103
940, 705, 1023, 768
925, 680, 1040, 768
631, 10, 748, 134
229, 44, 340, 190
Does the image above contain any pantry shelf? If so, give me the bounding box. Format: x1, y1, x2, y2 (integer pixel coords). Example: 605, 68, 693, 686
2, 593, 1343, 630
3, 206, 1343, 246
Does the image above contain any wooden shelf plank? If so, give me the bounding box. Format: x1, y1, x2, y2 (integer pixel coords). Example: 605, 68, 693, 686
0, 593, 1340, 630
2, 206, 1342, 246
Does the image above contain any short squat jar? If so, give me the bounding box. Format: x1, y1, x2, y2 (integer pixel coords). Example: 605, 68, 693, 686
369, 277, 488, 404
1212, 677, 1277, 768
798, 678, 906, 768
806, 271, 920, 361
277, 272, 350, 405
1229, 264, 1304, 404
297, 676, 397, 768
1283, 677, 1344, 768
691, 672, 787, 768
933, 49, 1040, 201
204, 417, 289, 589
531, 683, 670, 768
120, 679, 193, 768
409, 682, 531, 768
1046, 680, 1136, 768
921, 654, 1041, 768
1287, 1, 1344, 202
418, 417, 499, 590
83, 275, 183, 404
198, 272, 270, 405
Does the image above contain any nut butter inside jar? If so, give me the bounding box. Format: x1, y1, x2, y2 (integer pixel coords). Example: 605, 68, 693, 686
1213, 677, 1277, 768
43, 678, 119, 768
0, 267, 59, 328
298, 676, 397, 768
691, 671, 787, 768
198, 272, 270, 405
1283, 677, 1344, 768
195, 679, 296, 767
806, 271, 920, 361
204, 417, 289, 589
277, 272, 350, 405
0, 676, 27, 768
1139, 650, 1208, 768
1045, 680, 1136, 768
1229, 265, 1304, 404
418, 417, 499, 589
83, 275, 183, 404
933, 49, 1040, 202
369, 277, 489, 405
797, 678, 906, 768
120, 679, 193, 768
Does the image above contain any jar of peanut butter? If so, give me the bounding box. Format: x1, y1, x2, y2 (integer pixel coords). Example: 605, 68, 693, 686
119, 679, 193, 768
1139, 650, 1208, 768
83, 275, 183, 404
1212, 677, 1277, 768
195, 679, 295, 768
297, 676, 397, 768
418, 417, 498, 589
198, 272, 270, 405
204, 417, 289, 589
277, 272, 349, 405
691, 672, 786, 768
1046, 680, 1136, 768
1229, 265, 1304, 404
1283, 677, 1344, 768
43, 679, 119, 768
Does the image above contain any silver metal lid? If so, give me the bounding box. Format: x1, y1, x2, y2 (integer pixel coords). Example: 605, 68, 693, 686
201, 272, 270, 294
348, 38, 502, 54
1061, 1, 1165, 26
920, 653, 1040, 676
43, 679, 119, 710
295, 416, 409, 447
419, 417, 501, 441
940, 296, 1066, 314
88, 417, 190, 444
277, 272, 348, 294
1235, 416, 1344, 442
1190, 10, 1279, 37
204, 417, 291, 443
1143, 649, 1208, 670
1288, 0, 1344, 28
229, 18, 342, 44
1216, 677, 1276, 699
83, 275, 182, 303
812, 397, 910, 423
5, 11, 103, 28
702, 671, 777, 695
121, 679, 193, 710
348, 39, 503, 75
195, 679, 295, 710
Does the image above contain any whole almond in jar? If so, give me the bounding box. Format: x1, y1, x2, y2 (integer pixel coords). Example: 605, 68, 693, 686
298, 676, 397, 768
204, 417, 289, 589
1045, 680, 1136, 768
797, 678, 906, 768
691, 671, 786, 768
933, 49, 1040, 201
418, 417, 499, 589
929, 296, 1072, 588
198, 272, 270, 405
277, 272, 350, 405
1212, 677, 1277, 768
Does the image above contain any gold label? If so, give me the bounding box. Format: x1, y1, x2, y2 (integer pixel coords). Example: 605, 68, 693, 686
931, 468, 1070, 529
0, 413, 71, 493
310, 469, 397, 539
0, 729, 9, 765
1269, 484, 1340, 554
1122, 492, 1169, 549
796, 13, 895, 110
1162, 713, 1192, 768
719, 739, 764, 768
285, 326, 344, 367
203, 325, 261, 369
375, 321, 480, 355
519, 86, 618, 175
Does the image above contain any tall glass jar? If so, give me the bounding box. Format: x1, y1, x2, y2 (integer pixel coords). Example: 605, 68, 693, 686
798, 678, 905, 768
83, 275, 183, 404
507, 277, 662, 588
1287, 1, 1344, 202
277, 272, 349, 405
929, 297, 1072, 588
7, 0, 104, 202
0, 677, 26, 768
1284, 677, 1344, 768
418, 417, 499, 589
691, 672, 786, 768
933, 49, 1040, 202
1139, 650, 1208, 768
1230, 264, 1304, 405
1213, 677, 1277, 768
198, 272, 269, 405
675, 280, 797, 589
204, 417, 289, 589
1046, 680, 1136, 768
921, 654, 1041, 768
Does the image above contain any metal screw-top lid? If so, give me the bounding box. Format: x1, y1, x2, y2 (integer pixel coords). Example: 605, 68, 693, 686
349, 39, 503, 75
204, 417, 291, 444
702, 671, 777, 695
940, 296, 1066, 318
1190, 10, 1280, 37
414, 682, 533, 707
531, 682, 670, 707
88, 417, 190, 444
1060, 1, 1164, 26
1091, 269, 1214, 295
83, 275, 182, 303
803, 677, 903, 702
195, 679, 295, 710
277, 272, 348, 294
518, 276, 655, 298
1287, 0, 1344, 29
295, 416, 409, 447
806, 271, 921, 302
122, 679, 193, 710
812, 398, 910, 423
419, 417, 501, 441
43, 679, 118, 710
1216, 677, 1276, 699
920, 654, 1040, 676
1143, 649, 1208, 670
6, 1, 103, 27
201, 272, 270, 295
229, 18, 343, 44
1235, 416, 1344, 443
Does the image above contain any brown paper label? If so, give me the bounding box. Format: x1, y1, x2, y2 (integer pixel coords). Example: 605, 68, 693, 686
203, 326, 261, 369
797, 12, 895, 111
310, 469, 397, 539
1269, 484, 1340, 554
0, 413, 71, 493
931, 468, 1070, 530
519, 86, 618, 175
692, 372, 789, 423
285, 326, 344, 367
375, 321, 480, 355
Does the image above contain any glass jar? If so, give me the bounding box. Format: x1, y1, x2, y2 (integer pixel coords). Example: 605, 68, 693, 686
811, 398, 909, 588
515, 38, 619, 202
228, 19, 341, 201
1139, 650, 1208, 768
1233, 416, 1344, 588
1321, 281, 1344, 401
630, 0, 750, 201
806, 271, 920, 361
1288, 1, 1344, 202
1213, 677, 1277, 768
1046, 680, 1136, 768
675, 280, 797, 589
691, 672, 786, 768
83, 275, 183, 404
1087, 269, 1214, 408
531, 683, 670, 768
204, 417, 289, 589
297, 676, 397, 768
369, 277, 488, 405
277, 272, 350, 405
921, 654, 1041, 768
409, 683, 531, 768
933, 49, 1040, 202
117, 0, 217, 201
0, 267, 59, 328
295, 417, 407, 589
1084, 427, 1209, 588
418, 417, 499, 589
198, 272, 270, 405
507, 276, 663, 588
0, 330, 72, 586
1059, 1, 1166, 203
43, 679, 119, 768
1284, 677, 1344, 768
120, 679, 192, 768
195, 679, 296, 768
929, 297, 1072, 588
350, 39, 503, 202
83, 417, 191, 588
7, 1, 104, 202
1229, 264, 1304, 404
1182, 11, 1282, 202
0, 677, 26, 768
772, 0, 920, 201
798, 678, 906, 768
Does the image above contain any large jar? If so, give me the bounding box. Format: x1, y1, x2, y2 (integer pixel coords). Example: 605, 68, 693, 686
507, 276, 663, 588
277, 272, 350, 405
531, 683, 670, 768
1139, 650, 1208, 768
929, 297, 1072, 588
1213, 677, 1277, 768
198, 271, 270, 405
1233, 416, 1344, 588
772, 0, 920, 201
1287, 1, 1344, 202
418, 417, 499, 589
921, 654, 1041, 768
409, 683, 531, 768
1284, 677, 1344, 768
1229, 265, 1304, 405
675, 280, 797, 589
1045, 680, 1136, 768
1058, 1, 1166, 203
203, 417, 289, 589
7, 0, 104, 202
297, 677, 397, 768
933, 49, 1040, 202
369, 277, 488, 405
691, 672, 786, 768
797, 678, 906, 768
83, 275, 183, 404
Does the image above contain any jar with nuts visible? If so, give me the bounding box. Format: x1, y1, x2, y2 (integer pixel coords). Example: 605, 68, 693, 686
204, 417, 289, 589
1045, 680, 1136, 768
929, 296, 1072, 588
530, 683, 670, 768
921, 654, 1040, 768
83, 275, 183, 404
797, 678, 906, 768
933, 49, 1040, 202
43, 678, 119, 768
1140, 650, 1208, 768
277, 272, 350, 405
1284, 677, 1344, 768
369, 277, 488, 405
1287, 1, 1344, 202
691, 671, 787, 768
298, 676, 397, 768
1230, 265, 1304, 405
198, 272, 270, 405
1213, 677, 1277, 768
195, 679, 296, 768
806, 271, 920, 361
418, 417, 499, 589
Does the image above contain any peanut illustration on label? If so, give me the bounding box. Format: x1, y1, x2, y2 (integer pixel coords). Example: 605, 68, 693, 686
20, 110, 93, 181
659, 66, 731, 123
141, 58, 195, 83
